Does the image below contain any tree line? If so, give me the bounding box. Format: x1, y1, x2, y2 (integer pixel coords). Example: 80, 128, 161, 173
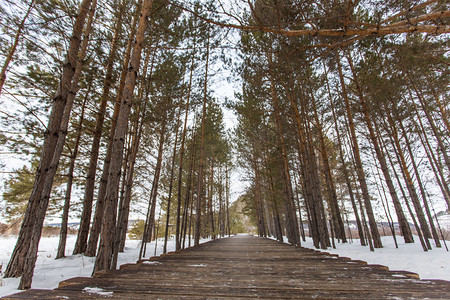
1, 0, 235, 290
233, 0, 449, 253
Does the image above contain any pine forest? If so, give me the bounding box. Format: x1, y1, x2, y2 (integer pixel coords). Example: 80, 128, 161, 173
0, 0, 449, 291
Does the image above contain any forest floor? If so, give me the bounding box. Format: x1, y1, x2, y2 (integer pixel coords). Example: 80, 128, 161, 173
0, 234, 449, 297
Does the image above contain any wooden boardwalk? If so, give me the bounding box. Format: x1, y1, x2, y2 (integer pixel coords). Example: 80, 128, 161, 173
5, 235, 450, 299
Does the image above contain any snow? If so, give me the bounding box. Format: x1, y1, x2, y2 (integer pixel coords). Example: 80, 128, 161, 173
142, 261, 161, 265
82, 287, 113, 297
437, 213, 450, 229
300, 235, 450, 281
0, 235, 210, 298
188, 264, 207, 267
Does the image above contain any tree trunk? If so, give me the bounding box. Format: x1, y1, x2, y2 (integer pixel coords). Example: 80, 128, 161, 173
346, 56, 413, 244
287, 82, 328, 249
117, 110, 144, 253
84, 0, 141, 257
252, 149, 266, 237
310, 89, 346, 242
73, 0, 127, 255
112, 107, 144, 266
181, 120, 198, 249
263, 140, 283, 242
271, 86, 300, 246
93, 0, 154, 274
117, 124, 133, 239
225, 163, 231, 236
354, 183, 374, 251
116, 45, 155, 255
0, 0, 35, 95
412, 109, 450, 211
408, 76, 450, 171
175, 41, 195, 249
138, 116, 167, 261
324, 67, 366, 245
429, 86, 450, 134
385, 112, 432, 249
195, 32, 210, 246
163, 106, 182, 253
208, 162, 215, 239
57, 84, 90, 259
5, 0, 94, 286
218, 166, 225, 237
292, 171, 306, 242
411, 98, 450, 211
371, 149, 398, 248
304, 111, 330, 248
292, 112, 325, 248
398, 118, 441, 247
338, 53, 382, 248
385, 141, 429, 252
266, 52, 300, 246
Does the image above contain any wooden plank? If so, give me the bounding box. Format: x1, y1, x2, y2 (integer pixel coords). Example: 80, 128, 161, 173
6, 287, 449, 299
4, 235, 450, 299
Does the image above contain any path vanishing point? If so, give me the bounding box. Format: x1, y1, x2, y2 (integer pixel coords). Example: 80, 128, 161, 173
4, 235, 450, 299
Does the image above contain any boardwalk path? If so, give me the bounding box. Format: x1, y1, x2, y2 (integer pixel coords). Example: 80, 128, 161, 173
5, 235, 450, 299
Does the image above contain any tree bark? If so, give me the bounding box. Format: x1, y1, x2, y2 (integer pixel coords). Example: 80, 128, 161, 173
208, 162, 216, 239
408, 77, 450, 171
412, 105, 450, 211
398, 118, 441, 247
112, 106, 144, 266
195, 32, 210, 246
0, 0, 35, 95
347, 55, 413, 243
310, 89, 346, 242
385, 140, 428, 252
163, 105, 182, 253
5, 0, 94, 286
324, 66, 366, 245
252, 147, 266, 237
270, 81, 300, 246
138, 116, 167, 260
371, 149, 398, 248
175, 41, 195, 249
262, 136, 284, 242
73, 0, 127, 255
385, 112, 432, 249
116, 46, 156, 254
57, 84, 90, 259
225, 163, 231, 236
84, 0, 142, 257
338, 53, 382, 248
266, 51, 300, 246
181, 120, 198, 249
93, 0, 154, 274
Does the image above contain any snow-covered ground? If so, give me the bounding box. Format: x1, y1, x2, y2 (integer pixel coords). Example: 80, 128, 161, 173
300, 235, 450, 281
0, 235, 210, 297
0, 234, 449, 297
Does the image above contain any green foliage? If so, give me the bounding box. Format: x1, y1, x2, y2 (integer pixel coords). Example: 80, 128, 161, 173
229, 213, 246, 234
2, 163, 36, 222
128, 219, 145, 240
2, 159, 66, 223
228, 193, 257, 234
